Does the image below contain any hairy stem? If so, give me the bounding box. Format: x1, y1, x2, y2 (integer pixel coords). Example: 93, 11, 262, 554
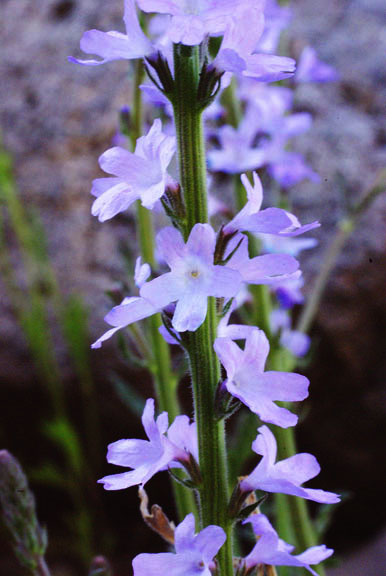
173, 43, 233, 576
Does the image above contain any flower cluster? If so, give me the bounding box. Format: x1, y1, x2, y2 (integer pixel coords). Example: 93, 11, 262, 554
71, 1, 339, 575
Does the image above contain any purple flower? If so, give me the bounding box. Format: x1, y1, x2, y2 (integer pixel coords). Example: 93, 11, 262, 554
137, 0, 248, 46
91, 119, 175, 221
217, 297, 255, 341
296, 46, 339, 84
256, 0, 292, 54
259, 234, 318, 257
273, 272, 305, 309
243, 514, 333, 576
207, 111, 265, 174
132, 513, 226, 576
270, 309, 310, 357
225, 233, 300, 286
69, 0, 153, 66
135, 257, 152, 288
140, 224, 242, 332
90, 254, 169, 351
214, 329, 309, 427
215, 2, 295, 83
267, 148, 320, 188
240, 426, 340, 504
167, 415, 199, 465
238, 82, 293, 123
224, 172, 320, 237
91, 296, 159, 349
98, 399, 197, 490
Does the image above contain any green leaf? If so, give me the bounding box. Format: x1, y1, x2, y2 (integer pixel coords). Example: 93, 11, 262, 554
42, 419, 83, 476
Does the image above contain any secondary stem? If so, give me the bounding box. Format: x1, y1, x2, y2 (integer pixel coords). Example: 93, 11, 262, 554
36, 557, 51, 576
131, 59, 194, 520
173, 43, 233, 576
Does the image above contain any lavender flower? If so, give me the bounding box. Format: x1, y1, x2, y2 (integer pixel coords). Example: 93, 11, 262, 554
224, 172, 320, 237
207, 121, 265, 174
215, 3, 296, 83
256, 0, 292, 54
98, 399, 196, 490
132, 513, 226, 575
135, 257, 152, 288
243, 514, 333, 576
214, 329, 309, 427
267, 147, 320, 188
238, 83, 293, 129
140, 224, 242, 332
217, 296, 255, 341
240, 426, 340, 503
91, 119, 175, 221
276, 274, 305, 310
296, 46, 339, 84
137, 0, 247, 46
225, 233, 300, 286
69, 0, 153, 66
259, 234, 318, 258
91, 295, 159, 349
167, 415, 199, 466
270, 308, 310, 357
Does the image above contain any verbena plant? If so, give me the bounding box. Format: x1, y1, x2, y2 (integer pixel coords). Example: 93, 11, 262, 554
1, 1, 385, 575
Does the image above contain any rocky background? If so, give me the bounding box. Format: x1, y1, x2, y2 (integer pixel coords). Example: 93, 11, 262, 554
0, 0, 385, 575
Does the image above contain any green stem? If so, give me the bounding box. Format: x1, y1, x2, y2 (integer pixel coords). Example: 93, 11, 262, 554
130, 58, 194, 520
298, 169, 386, 335
173, 43, 233, 576
275, 426, 325, 576
36, 557, 51, 576
270, 349, 326, 576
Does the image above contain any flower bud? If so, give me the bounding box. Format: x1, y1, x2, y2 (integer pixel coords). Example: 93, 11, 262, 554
145, 51, 175, 95
89, 556, 112, 576
0, 451, 48, 573
197, 61, 224, 111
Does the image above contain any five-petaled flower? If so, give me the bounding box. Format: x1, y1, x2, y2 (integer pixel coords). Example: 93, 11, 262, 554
243, 514, 333, 576
69, 0, 153, 66
240, 425, 340, 503
224, 172, 320, 236
98, 399, 197, 490
140, 224, 242, 332
91, 119, 175, 221
132, 513, 226, 575
214, 329, 309, 428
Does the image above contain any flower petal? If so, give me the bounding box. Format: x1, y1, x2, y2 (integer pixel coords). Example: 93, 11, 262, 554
91, 181, 139, 221
172, 292, 208, 332
140, 272, 185, 308
156, 227, 186, 268
194, 525, 227, 563
186, 224, 216, 263
105, 297, 159, 327
208, 266, 242, 297
239, 253, 299, 284
174, 513, 195, 553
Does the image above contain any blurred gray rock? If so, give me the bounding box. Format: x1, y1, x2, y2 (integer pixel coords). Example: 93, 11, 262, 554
0, 1, 385, 384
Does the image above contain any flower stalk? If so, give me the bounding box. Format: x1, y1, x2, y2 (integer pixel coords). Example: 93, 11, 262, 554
172, 43, 234, 576
130, 55, 194, 521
